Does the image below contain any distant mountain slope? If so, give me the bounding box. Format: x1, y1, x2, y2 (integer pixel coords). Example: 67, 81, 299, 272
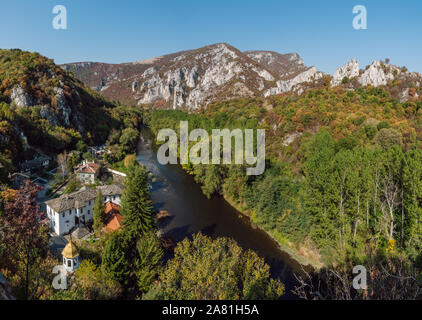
0, 49, 116, 133
0, 49, 128, 172
245, 51, 308, 79
62, 43, 321, 109
330, 59, 422, 102
63, 44, 422, 109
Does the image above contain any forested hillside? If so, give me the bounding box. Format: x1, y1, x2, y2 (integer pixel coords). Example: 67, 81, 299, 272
148, 87, 422, 270
0, 49, 143, 179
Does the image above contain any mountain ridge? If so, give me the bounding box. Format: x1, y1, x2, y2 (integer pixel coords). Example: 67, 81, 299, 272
62, 43, 322, 109
61, 43, 422, 109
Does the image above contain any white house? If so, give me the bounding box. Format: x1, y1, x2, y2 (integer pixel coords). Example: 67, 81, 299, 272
75, 161, 101, 184
45, 185, 123, 235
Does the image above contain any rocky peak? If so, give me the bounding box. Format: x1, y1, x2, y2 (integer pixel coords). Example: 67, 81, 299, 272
331, 59, 360, 86
245, 51, 307, 78
62, 44, 422, 108
358, 60, 399, 87
330, 59, 422, 102
62, 43, 325, 110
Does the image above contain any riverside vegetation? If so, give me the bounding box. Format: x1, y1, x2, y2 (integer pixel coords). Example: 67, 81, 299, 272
148, 87, 422, 299
1, 49, 421, 299
0, 50, 284, 300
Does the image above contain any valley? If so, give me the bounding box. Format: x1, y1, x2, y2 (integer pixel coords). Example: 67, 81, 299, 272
1, 45, 422, 300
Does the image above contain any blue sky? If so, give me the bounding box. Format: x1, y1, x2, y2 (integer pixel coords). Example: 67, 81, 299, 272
0, 0, 421, 73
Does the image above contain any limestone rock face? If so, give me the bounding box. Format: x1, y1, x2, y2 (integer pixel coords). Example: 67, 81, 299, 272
53, 87, 72, 126
61, 43, 422, 107
131, 81, 138, 92
11, 85, 32, 108
358, 61, 397, 87
264, 67, 325, 97
63, 43, 319, 110
331, 59, 360, 86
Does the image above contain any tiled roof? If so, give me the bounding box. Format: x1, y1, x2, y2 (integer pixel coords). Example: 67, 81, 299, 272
45, 185, 123, 213
45, 188, 97, 212
105, 201, 120, 215
76, 162, 100, 174
104, 214, 123, 233
20, 156, 50, 170
98, 184, 123, 197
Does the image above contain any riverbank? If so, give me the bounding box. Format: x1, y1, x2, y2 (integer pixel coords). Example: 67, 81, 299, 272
179, 161, 324, 270
143, 124, 324, 272
223, 194, 324, 271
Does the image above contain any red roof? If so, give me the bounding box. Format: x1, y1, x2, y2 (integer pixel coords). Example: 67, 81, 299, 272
104, 214, 123, 233
77, 162, 100, 174
104, 201, 122, 233
105, 201, 120, 215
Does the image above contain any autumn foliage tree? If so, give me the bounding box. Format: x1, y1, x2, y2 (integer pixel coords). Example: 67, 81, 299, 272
145, 233, 284, 300
0, 181, 48, 299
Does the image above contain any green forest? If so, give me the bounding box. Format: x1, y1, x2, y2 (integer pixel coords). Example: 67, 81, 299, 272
0, 49, 145, 180
148, 87, 422, 277
1, 48, 421, 300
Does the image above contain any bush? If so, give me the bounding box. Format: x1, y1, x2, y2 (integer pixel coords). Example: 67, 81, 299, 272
145, 233, 284, 300
375, 128, 403, 149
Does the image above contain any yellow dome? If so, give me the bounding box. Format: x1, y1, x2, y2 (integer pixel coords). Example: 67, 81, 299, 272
62, 240, 79, 259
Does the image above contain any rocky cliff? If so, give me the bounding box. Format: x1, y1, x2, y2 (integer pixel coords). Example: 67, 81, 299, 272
0, 49, 122, 169
62, 44, 422, 109
62, 43, 324, 110
331, 59, 422, 102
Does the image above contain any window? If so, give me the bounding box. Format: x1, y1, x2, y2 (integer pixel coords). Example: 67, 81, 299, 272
67, 260, 71, 267
62, 213, 65, 218
88, 210, 90, 215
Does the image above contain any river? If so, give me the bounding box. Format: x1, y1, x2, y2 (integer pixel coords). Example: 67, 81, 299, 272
136, 128, 303, 299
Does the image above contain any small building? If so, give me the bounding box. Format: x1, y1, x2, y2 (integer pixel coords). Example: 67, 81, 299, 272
75, 161, 101, 184
104, 201, 123, 234
71, 227, 90, 240
62, 240, 80, 273
45, 184, 123, 235
20, 156, 50, 173
9, 172, 31, 189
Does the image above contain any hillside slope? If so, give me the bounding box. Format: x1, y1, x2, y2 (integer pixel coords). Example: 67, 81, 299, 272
62, 43, 324, 109
148, 86, 422, 267
63, 44, 422, 110
0, 49, 136, 174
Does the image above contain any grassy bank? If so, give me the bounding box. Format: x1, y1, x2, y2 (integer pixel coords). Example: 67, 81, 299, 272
223, 194, 324, 271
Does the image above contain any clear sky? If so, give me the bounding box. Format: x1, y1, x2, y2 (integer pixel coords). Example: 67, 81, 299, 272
0, 0, 421, 73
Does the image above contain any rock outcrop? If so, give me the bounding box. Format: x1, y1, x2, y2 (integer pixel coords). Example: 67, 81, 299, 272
62, 44, 422, 107
331, 59, 360, 86
62, 43, 322, 110
358, 61, 398, 87
11, 85, 32, 108
264, 67, 325, 97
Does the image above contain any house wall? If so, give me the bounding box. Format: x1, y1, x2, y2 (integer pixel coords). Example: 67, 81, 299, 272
103, 195, 121, 206
77, 173, 95, 184
46, 195, 121, 235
